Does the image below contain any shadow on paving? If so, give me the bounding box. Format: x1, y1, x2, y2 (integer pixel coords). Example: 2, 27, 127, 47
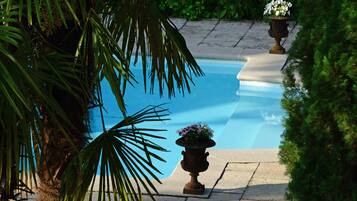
211, 183, 287, 201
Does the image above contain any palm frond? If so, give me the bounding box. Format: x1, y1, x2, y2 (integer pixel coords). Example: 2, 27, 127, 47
0, 6, 85, 199
2, 1, 204, 200
102, 0, 203, 97
76, 9, 132, 115
3, 0, 81, 27
61, 105, 169, 201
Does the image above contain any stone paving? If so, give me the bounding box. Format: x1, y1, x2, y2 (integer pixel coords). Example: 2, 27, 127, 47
77, 150, 287, 201
140, 149, 288, 201
142, 162, 288, 201
171, 18, 298, 52
171, 18, 299, 83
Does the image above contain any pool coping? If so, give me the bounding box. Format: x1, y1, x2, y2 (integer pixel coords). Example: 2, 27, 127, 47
187, 45, 287, 84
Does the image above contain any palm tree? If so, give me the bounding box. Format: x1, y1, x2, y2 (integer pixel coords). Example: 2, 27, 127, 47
0, 0, 203, 200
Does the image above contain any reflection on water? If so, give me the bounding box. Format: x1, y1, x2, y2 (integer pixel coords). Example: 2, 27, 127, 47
260, 111, 283, 125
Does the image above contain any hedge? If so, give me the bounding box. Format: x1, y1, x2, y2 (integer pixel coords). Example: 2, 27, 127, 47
280, 0, 357, 200
157, 0, 270, 21
157, 0, 298, 21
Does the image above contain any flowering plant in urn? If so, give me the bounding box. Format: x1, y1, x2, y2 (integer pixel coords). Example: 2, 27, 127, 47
177, 123, 213, 143
264, 0, 292, 54
176, 123, 215, 195
264, 0, 292, 17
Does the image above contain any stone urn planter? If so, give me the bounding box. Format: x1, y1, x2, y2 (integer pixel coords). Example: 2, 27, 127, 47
176, 137, 216, 195
268, 16, 289, 54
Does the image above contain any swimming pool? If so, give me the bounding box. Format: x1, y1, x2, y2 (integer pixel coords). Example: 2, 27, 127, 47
90, 59, 284, 179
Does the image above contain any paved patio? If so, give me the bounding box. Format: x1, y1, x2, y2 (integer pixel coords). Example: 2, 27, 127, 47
143, 161, 288, 201
141, 149, 289, 201
171, 18, 299, 83
87, 150, 288, 201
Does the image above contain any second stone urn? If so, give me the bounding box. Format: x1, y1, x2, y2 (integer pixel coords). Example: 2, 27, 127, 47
176, 137, 216, 195
268, 16, 289, 54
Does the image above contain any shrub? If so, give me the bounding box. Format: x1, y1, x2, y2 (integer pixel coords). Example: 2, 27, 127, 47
280, 0, 357, 200
157, 0, 266, 20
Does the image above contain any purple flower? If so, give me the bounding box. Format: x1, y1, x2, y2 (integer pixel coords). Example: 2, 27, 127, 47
177, 123, 214, 142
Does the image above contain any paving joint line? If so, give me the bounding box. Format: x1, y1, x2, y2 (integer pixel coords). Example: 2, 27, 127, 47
280, 22, 298, 71
179, 20, 188, 31
233, 21, 255, 48
198, 19, 221, 46
205, 162, 229, 199
215, 192, 243, 195
239, 162, 261, 201
281, 57, 290, 71
148, 193, 189, 199
282, 21, 298, 45
229, 161, 279, 164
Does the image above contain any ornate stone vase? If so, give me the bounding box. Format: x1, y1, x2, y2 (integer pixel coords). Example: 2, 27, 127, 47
268, 16, 289, 54
176, 137, 216, 195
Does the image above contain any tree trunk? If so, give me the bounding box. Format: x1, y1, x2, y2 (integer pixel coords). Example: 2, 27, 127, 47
35, 2, 96, 200
36, 116, 69, 201
37, 179, 60, 201
36, 21, 91, 200
36, 70, 88, 201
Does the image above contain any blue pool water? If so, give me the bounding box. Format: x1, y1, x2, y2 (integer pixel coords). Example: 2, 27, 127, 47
90, 59, 284, 178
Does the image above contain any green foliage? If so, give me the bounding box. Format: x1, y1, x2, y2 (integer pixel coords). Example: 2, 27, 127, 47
0, 0, 202, 200
157, 0, 266, 20
280, 0, 357, 200
157, 0, 299, 21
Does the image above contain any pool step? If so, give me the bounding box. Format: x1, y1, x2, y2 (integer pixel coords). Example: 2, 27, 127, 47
215, 83, 284, 149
